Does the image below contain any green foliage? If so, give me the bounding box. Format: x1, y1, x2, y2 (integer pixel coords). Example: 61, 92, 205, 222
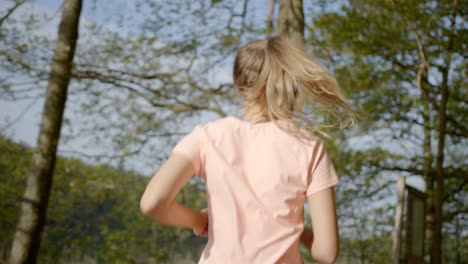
309, 0, 467, 262
0, 137, 30, 258
0, 135, 206, 263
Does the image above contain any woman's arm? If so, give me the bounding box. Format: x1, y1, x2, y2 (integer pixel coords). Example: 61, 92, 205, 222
140, 154, 208, 234
307, 186, 339, 264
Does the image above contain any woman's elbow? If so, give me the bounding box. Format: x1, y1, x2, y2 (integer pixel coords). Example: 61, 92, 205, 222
139, 195, 167, 217
311, 251, 339, 264
139, 198, 153, 215
311, 243, 339, 264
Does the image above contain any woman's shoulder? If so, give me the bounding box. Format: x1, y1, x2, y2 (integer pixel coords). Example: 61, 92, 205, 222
198, 116, 239, 128
192, 116, 240, 136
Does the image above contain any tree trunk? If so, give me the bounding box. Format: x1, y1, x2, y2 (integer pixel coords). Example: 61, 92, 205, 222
8, 0, 82, 263
433, 1, 458, 263
277, 0, 304, 48
421, 74, 434, 264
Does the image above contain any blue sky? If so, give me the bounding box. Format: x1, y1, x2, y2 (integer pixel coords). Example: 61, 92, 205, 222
0, 0, 250, 175
0, 0, 313, 148
0, 0, 150, 169
0, 0, 426, 190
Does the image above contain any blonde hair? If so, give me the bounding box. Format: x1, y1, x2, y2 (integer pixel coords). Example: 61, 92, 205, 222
233, 36, 355, 137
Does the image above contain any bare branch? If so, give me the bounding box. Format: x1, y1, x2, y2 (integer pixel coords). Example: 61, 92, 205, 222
443, 208, 468, 222
0, 0, 28, 27
443, 180, 467, 202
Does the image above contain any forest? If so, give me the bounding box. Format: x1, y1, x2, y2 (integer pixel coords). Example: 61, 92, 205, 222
0, 0, 466, 263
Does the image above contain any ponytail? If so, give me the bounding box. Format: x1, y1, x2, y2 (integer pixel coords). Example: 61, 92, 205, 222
233, 36, 355, 137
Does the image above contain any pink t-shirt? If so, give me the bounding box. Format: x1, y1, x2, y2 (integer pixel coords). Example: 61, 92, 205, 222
172, 116, 338, 264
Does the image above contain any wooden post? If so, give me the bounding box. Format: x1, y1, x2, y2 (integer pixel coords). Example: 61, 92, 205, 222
405, 185, 427, 264
392, 176, 405, 264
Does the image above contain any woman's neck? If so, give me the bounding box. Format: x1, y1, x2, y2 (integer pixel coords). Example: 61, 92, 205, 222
242, 105, 270, 123
243, 107, 294, 125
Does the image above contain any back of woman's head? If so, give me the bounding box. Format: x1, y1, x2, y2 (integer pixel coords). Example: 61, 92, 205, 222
233, 36, 354, 137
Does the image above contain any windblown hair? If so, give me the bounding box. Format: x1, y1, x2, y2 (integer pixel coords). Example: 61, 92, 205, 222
233, 36, 355, 137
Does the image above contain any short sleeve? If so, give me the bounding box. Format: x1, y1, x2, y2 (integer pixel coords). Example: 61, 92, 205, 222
171, 125, 204, 176
306, 141, 339, 196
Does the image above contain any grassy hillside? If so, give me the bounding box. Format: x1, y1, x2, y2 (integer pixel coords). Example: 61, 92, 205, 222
0, 135, 206, 263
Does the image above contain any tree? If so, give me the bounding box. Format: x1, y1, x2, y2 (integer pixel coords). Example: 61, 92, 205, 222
310, 0, 466, 263
8, 0, 82, 263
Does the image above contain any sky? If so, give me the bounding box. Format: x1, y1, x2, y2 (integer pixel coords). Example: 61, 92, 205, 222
0, 0, 320, 149
0, 0, 426, 190
0, 0, 153, 172
0, 0, 243, 176
0, 1, 83, 145
0, 0, 53, 146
